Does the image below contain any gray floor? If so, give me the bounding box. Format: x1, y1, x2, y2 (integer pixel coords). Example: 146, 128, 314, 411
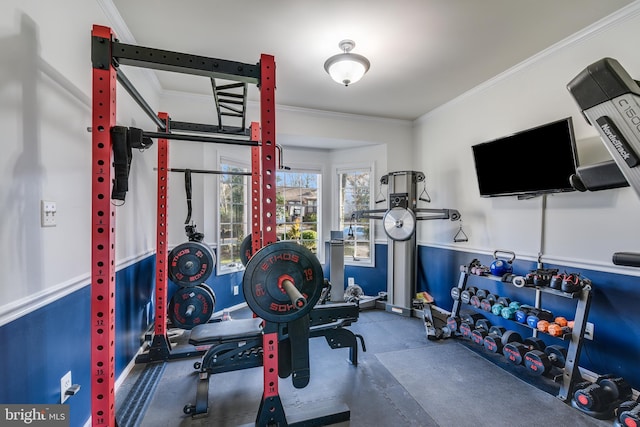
116, 307, 614, 427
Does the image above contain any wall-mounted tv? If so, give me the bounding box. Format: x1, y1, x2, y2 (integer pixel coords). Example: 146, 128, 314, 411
471, 117, 579, 198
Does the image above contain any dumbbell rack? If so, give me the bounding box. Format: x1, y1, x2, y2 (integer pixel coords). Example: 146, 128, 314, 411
450, 266, 592, 402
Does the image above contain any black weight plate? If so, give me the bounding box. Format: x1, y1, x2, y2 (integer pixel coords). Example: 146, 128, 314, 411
197, 283, 216, 304
545, 345, 567, 368
240, 235, 254, 266
243, 241, 324, 323
168, 241, 215, 286
240, 235, 280, 266
168, 286, 215, 329
501, 330, 523, 346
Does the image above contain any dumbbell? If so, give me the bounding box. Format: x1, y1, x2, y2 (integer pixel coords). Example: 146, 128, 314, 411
470, 318, 492, 345
460, 287, 478, 305
500, 301, 521, 320
525, 309, 554, 329
479, 293, 498, 312
484, 328, 522, 354
459, 312, 485, 339
470, 289, 488, 309
502, 335, 546, 365
523, 344, 567, 376
574, 375, 633, 413
450, 286, 461, 301
616, 397, 640, 427
515, 305, 535, 323
447, 314, 461, 333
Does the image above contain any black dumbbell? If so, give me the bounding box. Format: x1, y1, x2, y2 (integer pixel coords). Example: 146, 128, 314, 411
482, 326, 506, 353
460, 287, 478, 305
480, 293, 498, 312
459, 312, 484, 339
471, 318, 492, 345
470, 289, 489, 308
523, 344, 567, 376
502, 336, 546, 365
450, 287, 461, 301
574, 375, 633, 413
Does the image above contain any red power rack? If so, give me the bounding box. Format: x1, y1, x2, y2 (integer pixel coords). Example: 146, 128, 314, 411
90, 24, 276, 426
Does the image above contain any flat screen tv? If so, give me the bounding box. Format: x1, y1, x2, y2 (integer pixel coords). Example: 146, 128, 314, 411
471, 117, 579, 198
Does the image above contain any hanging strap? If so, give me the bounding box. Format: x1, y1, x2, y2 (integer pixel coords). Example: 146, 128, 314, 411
111, 126, 132, 202
184, 169, 192, 224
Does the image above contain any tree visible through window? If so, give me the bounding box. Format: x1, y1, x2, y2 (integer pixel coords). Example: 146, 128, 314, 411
338, 168, 372, 262
218, 162, 248, 271
276, 171, 320, 254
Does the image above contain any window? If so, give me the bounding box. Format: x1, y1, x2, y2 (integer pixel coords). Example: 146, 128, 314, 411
276, 170, 321, 256
337, 167, 372, 264
218, 160, 249, 272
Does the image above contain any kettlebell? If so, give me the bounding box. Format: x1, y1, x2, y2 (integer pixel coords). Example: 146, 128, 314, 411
490, 250, 516, 276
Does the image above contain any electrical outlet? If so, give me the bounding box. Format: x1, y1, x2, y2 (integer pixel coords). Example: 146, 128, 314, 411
61, 371, 72, 403
233, 285, 239, 296
41, 200, 57, 227
584, 322, 594, 340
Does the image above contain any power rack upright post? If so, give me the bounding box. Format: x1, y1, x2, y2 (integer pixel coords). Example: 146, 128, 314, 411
90, 24, 276, 427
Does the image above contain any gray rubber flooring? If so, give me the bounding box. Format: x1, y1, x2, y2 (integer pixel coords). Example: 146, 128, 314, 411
116, 307, 613, 427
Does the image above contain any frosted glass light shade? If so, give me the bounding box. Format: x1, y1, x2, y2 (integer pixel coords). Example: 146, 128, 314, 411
324, 40, 370, 86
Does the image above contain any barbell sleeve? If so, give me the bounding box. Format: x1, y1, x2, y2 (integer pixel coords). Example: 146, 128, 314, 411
281, 279, 307, 309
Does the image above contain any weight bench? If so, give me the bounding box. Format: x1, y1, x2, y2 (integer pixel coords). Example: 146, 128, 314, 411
183, 302, 366, 417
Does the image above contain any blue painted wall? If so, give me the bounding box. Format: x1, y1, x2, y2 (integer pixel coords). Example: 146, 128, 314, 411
0, 255, 155, 427
417, 245, 640, 391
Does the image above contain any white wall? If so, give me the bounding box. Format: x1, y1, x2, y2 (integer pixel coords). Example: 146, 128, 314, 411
414, 4, 640, 273
0, 0, 159, 321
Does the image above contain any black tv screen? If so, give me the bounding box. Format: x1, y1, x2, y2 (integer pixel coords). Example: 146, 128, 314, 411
471, 117, 579, 197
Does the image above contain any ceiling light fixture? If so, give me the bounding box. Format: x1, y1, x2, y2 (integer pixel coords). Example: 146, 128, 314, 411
324, 39, 370, 87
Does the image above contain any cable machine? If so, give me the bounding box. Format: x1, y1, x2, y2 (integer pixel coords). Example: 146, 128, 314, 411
355, 171, 461, 316
90, 25, 276, 427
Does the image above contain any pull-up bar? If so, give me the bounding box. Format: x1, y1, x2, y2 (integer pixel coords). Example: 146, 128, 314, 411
161, 168, 252, 176
143, 130, 258, 146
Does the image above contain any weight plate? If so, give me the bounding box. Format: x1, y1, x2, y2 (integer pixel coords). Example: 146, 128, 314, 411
383, 207, 416, 241
243, 241, 324, 323
240, 235, 280, 266
524, 350, 550, 376
240, 235, 254, 266
168, 285, 216, 329
168, 241, 216, 286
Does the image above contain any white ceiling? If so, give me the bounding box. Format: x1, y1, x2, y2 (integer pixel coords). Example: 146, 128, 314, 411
110, 0, 634, 123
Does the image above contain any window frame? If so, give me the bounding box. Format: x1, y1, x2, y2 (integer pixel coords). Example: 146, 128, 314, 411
335, 163, 375, 267
275, 166, 323, 263
216, 156, 250, 275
